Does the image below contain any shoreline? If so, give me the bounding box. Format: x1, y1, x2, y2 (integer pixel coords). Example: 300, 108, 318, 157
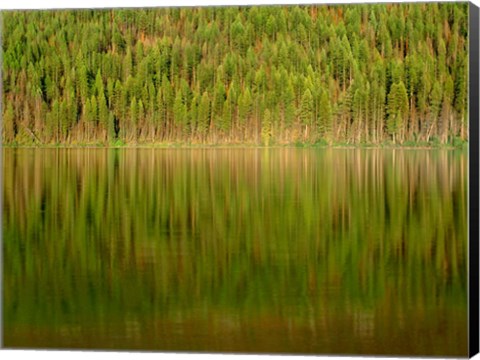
2, 143, 468, 150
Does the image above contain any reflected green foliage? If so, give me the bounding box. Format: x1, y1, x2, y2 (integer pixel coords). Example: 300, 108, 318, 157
3, 149, 467, 355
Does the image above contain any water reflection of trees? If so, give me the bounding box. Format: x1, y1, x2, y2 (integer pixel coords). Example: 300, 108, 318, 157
3, 149, 467, 354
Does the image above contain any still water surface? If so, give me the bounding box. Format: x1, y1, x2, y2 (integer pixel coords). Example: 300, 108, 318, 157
3, 148, 468, 355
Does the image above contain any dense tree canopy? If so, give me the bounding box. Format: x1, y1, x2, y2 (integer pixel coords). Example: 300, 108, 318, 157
2, 3, 469, 145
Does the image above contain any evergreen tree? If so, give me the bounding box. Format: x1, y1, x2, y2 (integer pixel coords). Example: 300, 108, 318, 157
1, 4, 469, 145
3, 102, 16, 143
386, 81, 408, 143
197, 91, 211, 136
261, 109, 272, 146
319, 90, 332, 141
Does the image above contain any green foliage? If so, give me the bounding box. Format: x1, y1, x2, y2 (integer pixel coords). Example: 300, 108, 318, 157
238, 87, 253, 122
197, 91, 211, 135
386, 81, 408, 143
173, 91, 187, 128
1, 3, 469, 145
261, 109, 272, 146
3, 102, 16, 142
300, 89, 313, 126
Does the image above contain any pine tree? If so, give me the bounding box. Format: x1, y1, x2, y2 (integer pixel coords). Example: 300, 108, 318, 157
173, 91, 187, 133
197, 91, 210, 136
3, 102, 16, 143
261, 108, 272, 146
386, 81, 408, 143
1, 4, 469, 145
319, 90, 332, 141
299, 89, 314, 140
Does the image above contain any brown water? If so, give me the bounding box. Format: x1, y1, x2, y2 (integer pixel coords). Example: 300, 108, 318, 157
3, 148, 468, 356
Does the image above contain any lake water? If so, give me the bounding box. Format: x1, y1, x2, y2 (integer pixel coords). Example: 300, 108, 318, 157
3, 148, 468, 356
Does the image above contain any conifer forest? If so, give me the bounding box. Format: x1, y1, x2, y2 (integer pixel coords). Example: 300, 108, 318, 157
1, 3, 469, 146
3, 2, 471, 355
